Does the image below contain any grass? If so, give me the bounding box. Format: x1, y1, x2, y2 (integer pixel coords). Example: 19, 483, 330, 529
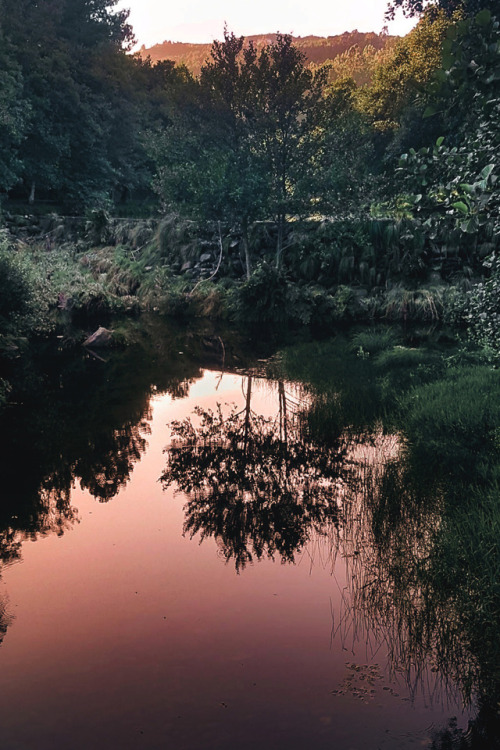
350, 326, 402, 355
400, 365, 500, 481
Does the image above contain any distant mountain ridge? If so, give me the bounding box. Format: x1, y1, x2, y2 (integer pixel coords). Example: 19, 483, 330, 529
138, 30, 397, 76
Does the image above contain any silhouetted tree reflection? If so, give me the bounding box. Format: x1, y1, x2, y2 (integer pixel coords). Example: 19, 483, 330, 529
0, 319, 217, 514
0, 594, 12, 647
0, 485, 79, 645
75, 420, 151, 501
0, 484, 79, 566
331, 434, 500, 747
0, 318, 258, 645
162, 377, 344, 571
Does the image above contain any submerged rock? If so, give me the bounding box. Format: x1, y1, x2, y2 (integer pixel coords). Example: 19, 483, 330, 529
83, 327, 113, 348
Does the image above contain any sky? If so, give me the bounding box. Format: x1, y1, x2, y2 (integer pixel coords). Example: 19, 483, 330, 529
117, 0, 419, 48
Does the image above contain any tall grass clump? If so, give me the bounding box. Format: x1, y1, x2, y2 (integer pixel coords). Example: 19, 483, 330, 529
423, 481, 500, 702
400, 366, 500, 481
350, 326, 401, 356
383, 283, 445, 322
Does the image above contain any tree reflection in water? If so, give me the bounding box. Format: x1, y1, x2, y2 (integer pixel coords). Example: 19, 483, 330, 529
0, 318, 217, 645
0, 484, 79, 646
162, 376, 344, 571
163, 371, 500, 747
0, 592, 11, 648
0, 323, 497, 746
337, 438, 500, 749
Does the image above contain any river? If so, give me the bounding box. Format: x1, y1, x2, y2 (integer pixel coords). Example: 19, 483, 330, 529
0, 318, 494, 749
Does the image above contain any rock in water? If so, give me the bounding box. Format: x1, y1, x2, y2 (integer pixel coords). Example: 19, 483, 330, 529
83, 327, 113, 347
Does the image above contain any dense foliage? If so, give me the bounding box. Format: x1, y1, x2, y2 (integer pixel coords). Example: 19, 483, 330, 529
0, 0, 191, 209
0, 0, 499, 357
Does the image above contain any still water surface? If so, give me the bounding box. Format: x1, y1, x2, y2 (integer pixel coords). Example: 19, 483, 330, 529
0, 328, 472, 749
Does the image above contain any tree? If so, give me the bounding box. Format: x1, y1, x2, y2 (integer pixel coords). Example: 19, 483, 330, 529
248, 34, 328, 267
151, 31, 329, 274
0, 0, 140, 207
0, 20, 28, 193
199, 31, 272, 277
386, 0, 493, 20
313, 77, 375, 218
150, 31, 270, 278
357, 10, 453, 137
386, 8, 500, 314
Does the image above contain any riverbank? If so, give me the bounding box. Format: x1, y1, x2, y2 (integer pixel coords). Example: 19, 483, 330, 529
0, 212, 483, 330
1, 211, 497, 409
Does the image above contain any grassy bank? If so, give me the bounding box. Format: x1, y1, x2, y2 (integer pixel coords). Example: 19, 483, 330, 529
0, 212, 489, 330
0, 210, 498, 414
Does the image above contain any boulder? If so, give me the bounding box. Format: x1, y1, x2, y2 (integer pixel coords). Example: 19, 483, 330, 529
83, 327, 113, 348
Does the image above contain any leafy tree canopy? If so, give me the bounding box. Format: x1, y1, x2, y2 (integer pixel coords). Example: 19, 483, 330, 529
386, 0, 492, 20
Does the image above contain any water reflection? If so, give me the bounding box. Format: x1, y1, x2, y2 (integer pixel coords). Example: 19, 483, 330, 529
0, 326, 498, 748
342, 445, 500, 747
0, 319, 265, 646
162, 377, 343, 571
0, 318, 259, 513
335, 438, 458, 702
162, 356, 500, 746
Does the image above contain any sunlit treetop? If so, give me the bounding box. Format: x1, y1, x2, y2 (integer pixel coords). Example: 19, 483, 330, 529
386, 0, 492, 18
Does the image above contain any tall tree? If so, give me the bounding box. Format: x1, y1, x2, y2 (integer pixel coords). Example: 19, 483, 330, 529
0, 0, 137, 207
151, 31, 329, 273
0, 18, 28, 193
357, 9, 453, 138
248, 34, 328, 266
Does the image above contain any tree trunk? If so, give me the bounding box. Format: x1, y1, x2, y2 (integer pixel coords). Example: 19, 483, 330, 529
278, 380, 288, 446
242, 219, 251, 280
276, 214, 284, 270
243, 375, 253, 455
28, 180, 36, 205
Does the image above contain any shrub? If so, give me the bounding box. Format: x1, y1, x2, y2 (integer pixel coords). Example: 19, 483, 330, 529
232, 263, 290, 328
463, 253, 500, 358
0, 243, 53, 336
0, 250, 33, 321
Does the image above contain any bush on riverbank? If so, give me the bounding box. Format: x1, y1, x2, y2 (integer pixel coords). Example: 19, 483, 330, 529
0, 241, 53, 339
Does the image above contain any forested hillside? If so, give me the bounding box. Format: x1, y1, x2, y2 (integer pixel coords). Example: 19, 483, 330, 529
139, 30, 397, 77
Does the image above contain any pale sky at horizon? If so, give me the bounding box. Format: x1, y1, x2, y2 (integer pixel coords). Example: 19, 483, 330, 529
117, 0, 418, 48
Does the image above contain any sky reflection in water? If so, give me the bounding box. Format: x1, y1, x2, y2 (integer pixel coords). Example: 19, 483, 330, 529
0, 353, 475, 749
